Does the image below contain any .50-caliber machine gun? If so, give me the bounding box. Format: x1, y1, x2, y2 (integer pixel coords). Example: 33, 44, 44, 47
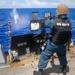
30, 12, 55, 53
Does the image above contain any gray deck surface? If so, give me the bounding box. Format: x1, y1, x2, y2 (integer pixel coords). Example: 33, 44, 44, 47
0, 51, 75, 75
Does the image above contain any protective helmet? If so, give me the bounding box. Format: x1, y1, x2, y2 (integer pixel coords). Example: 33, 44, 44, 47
56, 4, 69, 15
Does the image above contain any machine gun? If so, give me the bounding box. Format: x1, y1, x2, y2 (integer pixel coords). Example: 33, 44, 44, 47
30, 12, 55, 44
30, 12, 55, 52
30, 12, 55, 31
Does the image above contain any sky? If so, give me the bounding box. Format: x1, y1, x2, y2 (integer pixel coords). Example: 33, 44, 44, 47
0, 0, 75, 8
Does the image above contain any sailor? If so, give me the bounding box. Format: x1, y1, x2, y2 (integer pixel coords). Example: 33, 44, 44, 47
38, 4, 72, 74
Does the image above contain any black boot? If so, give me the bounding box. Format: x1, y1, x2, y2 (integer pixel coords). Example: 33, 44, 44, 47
39, 69, 43, 75
62, 65, 66, 73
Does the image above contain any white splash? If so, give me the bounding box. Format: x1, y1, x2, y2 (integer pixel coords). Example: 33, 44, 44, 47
10, 8, 29, 30
12, 1, 19, 24
12, 8, 19, 24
